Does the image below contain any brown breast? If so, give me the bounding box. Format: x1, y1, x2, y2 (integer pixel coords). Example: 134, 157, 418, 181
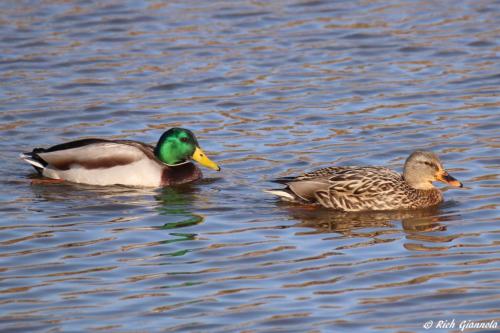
161, 163, 203, 186
409, 188, 443, 209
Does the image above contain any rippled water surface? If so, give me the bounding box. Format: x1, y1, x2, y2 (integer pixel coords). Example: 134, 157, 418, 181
1, 0, 499, 332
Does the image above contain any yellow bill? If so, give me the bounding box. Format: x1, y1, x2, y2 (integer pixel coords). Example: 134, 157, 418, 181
192, 147, 221, 171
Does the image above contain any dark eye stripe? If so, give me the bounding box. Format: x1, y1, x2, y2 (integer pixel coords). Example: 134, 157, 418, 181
422, 161, 438, 169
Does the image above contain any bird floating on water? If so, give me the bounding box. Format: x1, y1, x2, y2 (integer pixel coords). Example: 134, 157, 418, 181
265, 151, 462, 212
20, 128, 220, 187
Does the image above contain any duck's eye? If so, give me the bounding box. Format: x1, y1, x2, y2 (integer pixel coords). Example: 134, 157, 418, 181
423, 161, 437, 169
180, 137, 189, 143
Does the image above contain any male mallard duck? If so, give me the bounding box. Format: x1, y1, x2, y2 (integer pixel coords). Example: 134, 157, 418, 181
20, 128, 220, 187
265, 151, 462, 211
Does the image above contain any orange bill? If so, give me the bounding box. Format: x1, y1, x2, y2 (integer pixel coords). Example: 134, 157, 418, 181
436, 171, 463, 188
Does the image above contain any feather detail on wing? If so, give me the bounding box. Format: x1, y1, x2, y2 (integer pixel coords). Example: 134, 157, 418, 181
270, 166, 410, 211
36, 140, 155, 170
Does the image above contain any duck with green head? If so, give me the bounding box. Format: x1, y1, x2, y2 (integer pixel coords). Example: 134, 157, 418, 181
20, 128, 220, 187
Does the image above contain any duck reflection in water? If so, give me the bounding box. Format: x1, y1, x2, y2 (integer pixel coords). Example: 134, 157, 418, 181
27, 180, 209, 233
154, 185, 206, 229
282, 202, 460, 242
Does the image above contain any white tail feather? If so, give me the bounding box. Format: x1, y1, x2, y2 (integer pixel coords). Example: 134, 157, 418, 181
263, 189, 295, 201
19, 153, 45, 170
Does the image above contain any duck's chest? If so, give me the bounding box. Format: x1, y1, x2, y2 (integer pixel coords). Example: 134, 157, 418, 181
404, 188, 443, 208
161, 163, 203, 186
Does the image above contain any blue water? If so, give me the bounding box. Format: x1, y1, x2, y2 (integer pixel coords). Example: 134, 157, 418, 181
0, 1, 499, 332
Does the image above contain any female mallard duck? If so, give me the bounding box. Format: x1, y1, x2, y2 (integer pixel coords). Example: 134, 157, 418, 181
20, 128, 220, 187
265, 151, 462, 211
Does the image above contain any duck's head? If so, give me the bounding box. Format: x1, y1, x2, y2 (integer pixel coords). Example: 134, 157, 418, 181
154, 128, 220, 171
403, 150, 462, 190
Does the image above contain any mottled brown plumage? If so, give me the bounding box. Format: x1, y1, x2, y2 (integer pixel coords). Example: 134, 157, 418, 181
266, 151, 462, 211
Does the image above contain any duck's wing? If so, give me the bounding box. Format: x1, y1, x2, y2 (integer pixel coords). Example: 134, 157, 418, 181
23, 139, 156, 171
271, 166, 406, 211
317, 167, 405, 210
267, 167, 361, 203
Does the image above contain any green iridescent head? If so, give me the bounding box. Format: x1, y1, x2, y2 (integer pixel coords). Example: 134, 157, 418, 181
154, 128, 220, 171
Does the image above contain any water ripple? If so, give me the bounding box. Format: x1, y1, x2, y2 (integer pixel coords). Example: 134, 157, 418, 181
0, 0, 499, 332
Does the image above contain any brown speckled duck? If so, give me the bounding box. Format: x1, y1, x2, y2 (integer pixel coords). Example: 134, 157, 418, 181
20, 128, 220, 187
265, 151, 462, 211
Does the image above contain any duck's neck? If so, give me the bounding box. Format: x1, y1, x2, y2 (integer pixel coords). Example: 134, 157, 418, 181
404, 177, 443, 207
